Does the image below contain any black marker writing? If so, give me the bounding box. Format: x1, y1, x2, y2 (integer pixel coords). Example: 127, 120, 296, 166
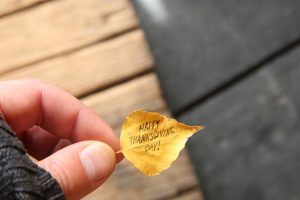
129, 126, 175, 145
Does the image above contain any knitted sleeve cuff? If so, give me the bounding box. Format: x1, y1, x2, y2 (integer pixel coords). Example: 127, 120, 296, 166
0, 117, 65, 200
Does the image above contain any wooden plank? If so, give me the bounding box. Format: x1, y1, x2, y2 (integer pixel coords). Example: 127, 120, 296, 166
133, 0, 300, 112
0, 0, 138, 74
0, 0, 45, 16
179, 47, 300, 200
81, 74, 201, 200
0, 30, 153, 97
82, 73, 166, 130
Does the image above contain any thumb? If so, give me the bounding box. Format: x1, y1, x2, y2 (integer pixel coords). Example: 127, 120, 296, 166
38, 141, 116, 200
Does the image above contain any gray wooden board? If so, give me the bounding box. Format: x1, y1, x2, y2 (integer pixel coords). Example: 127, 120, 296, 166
132, 0, 300, 113
178, 46, 300, 200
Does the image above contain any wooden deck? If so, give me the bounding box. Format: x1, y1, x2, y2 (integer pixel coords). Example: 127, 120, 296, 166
0, 1, 203, 199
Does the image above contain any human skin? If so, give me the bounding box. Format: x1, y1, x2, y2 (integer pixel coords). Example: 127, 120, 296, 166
0, 79, 123, 200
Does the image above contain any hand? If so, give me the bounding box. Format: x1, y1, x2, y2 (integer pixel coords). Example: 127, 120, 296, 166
0, 79, 122, 200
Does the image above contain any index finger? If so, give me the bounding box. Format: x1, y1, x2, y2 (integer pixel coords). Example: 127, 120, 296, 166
0, 79, 120, 152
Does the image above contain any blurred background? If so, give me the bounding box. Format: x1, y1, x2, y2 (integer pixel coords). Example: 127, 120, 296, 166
1, 0, 300, 199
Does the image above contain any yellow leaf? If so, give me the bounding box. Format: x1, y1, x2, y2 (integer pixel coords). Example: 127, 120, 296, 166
120, 110, 204, 176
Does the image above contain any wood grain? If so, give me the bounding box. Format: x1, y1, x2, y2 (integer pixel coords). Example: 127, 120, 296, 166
0, 30, 153, 97
82, 73, 166, 130
0, 0, 45, 16
0, 0, 138, 74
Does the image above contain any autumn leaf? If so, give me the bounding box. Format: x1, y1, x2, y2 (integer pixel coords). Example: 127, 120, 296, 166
120, 110, 204, 176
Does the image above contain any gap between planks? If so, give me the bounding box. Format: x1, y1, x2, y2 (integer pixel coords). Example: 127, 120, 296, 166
0, 30, 154, 98
174, 34, 300, 118
0, 0, 54, 18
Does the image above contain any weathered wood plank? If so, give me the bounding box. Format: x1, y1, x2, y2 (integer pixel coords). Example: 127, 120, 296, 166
0, 0, 45, 16
133, 0, 300, 112
0, 0, 138, 74
0, 30, 153, 97
81, 74, 200, 200
82, 73, 166, 130
179, 47, 300, 200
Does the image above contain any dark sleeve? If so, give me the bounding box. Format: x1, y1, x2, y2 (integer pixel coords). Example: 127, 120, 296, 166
0, 117, 65, 200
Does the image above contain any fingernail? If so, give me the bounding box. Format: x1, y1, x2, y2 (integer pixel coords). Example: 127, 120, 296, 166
80, 144, 114, 182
